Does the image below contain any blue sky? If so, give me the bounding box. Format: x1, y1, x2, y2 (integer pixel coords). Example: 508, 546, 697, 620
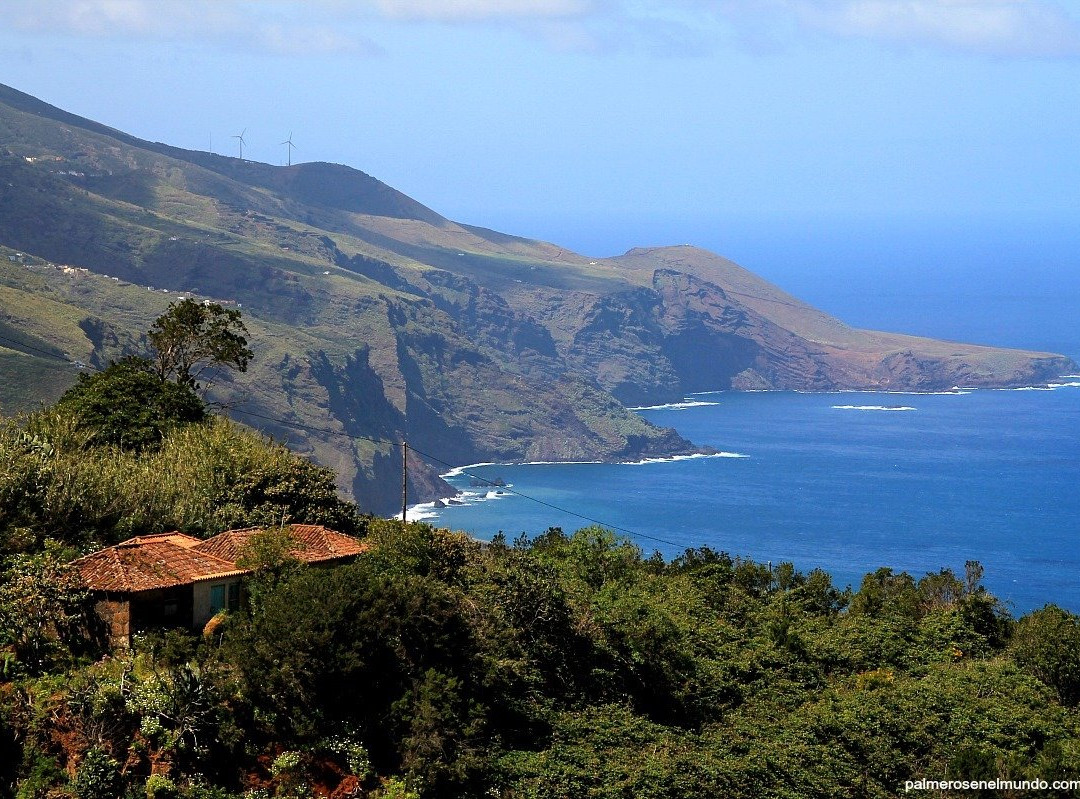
1, 1, 1078, 259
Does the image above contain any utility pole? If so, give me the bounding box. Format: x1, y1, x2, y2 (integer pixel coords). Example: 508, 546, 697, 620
401, 441, 408, 523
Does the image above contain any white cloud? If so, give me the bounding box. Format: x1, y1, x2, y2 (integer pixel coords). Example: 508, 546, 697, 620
249, 22, 378, 57
705, 0, 1080, 58
783, 0, 1080, 57
0, 0, 380, 56
5, 0, 1080, 58
0, 0, 617, 55
365, 0, 595, 22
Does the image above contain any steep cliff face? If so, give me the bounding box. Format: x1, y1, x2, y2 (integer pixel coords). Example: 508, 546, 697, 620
0, 83, 1074, 515
642, 264, 1074, 392
512, 258, 1073, 403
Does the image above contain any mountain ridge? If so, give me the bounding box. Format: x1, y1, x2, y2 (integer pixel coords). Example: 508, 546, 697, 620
0, 83, 1073, 514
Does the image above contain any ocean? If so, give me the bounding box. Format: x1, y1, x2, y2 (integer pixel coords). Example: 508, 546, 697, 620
409, 216, 1080, 615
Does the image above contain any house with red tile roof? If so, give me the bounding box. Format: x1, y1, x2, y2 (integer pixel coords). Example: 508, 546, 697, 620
73, 526, 367, 647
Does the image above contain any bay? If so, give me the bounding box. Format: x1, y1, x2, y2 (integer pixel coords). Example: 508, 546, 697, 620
413, 384, 1080, 615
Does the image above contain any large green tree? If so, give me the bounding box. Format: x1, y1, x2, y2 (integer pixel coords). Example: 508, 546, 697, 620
147, 298, 253, 391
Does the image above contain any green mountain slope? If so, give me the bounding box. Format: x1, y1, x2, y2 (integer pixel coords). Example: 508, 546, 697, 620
0, 83, 1073, 513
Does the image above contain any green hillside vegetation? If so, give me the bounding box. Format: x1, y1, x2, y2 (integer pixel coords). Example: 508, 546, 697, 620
1, 83, 1074, 514
0, 409, 366, 556
0, 300, 364, 554
1, 383, 1080, 798
3, 510, 1080, 796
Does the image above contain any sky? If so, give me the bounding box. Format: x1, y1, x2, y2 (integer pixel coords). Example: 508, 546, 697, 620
0, 1, 1077, 304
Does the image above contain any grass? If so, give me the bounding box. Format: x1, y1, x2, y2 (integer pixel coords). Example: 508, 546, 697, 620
0, 352, 76, 415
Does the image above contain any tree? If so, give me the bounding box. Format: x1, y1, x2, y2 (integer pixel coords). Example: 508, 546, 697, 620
234, 526, 303, 613
54, 357, 206, 451
850, 567, 920, 619
1011, 605, 1080, 705
0, 540, 89, 674
147, 298, 253, 390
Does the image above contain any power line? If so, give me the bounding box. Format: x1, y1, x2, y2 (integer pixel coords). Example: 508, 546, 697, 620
0, 332, 85, 363
402, 442, 682, 548
1, 331, 683, 548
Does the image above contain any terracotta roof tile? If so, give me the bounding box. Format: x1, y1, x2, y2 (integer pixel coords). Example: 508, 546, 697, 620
74, 537, 244, 593
188, 530, 252, 564
74, 526, 366, 594
124, 532, 203, 548
191, 525, 368, 565
289, 524, 369, 561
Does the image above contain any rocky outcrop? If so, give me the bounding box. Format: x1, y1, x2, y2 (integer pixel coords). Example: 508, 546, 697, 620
526, 256, 1075, 402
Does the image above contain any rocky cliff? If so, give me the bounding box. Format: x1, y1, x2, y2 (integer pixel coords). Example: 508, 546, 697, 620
0, 83, 1072, 514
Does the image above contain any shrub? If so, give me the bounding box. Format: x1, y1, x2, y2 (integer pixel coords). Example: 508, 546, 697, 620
1011, 605, 1080, 706
145, 773, 180, 799
0, 414, 366, 550
70, 748, 121, 799
54, 357, 206, 451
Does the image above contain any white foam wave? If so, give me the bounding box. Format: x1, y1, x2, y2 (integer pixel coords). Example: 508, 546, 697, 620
832, 405, 916, 412
440, 460, 602, 478
830, 388, 971, 396
624, 452, 748, 465
516, 460, 604, 466
440, 462, 501, 478
628, 400, 720, 411
456, 490, 511, 506
403, 502, 442, 522
904, 390, 971, 396
1048, 381, 1080, 388
403, 484, 518, 520
440, 453, 746, 479
995, 386, 1055, 391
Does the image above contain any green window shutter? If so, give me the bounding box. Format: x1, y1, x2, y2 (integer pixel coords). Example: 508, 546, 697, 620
210, 584, 226, 613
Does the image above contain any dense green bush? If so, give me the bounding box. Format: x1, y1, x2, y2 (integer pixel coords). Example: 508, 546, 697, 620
53, 357, 206, 452
209, 526, 1080, 798
0, 541, 88, 674
145, 773, 180, 799
221, 556, 488, 796
1011, 605, 1080, 706
0, 413, 366, 553
2, 512, 1079, 798
70, 748, 121, 799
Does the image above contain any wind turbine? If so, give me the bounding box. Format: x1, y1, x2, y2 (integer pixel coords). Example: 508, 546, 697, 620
280, 132, 297, 166
232, 128, 246, 161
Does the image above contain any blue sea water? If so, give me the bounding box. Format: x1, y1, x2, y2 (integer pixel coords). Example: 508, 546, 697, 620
416, 385, 1080, 614
412, 216, 1080, 615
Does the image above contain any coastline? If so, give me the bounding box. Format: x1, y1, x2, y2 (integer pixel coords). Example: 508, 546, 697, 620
401, 385, 1080, 613
404, 451, 750, 521
408, 376, 1080, 521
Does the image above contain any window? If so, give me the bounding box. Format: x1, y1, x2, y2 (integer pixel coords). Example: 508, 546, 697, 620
210, 584, 226, 613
